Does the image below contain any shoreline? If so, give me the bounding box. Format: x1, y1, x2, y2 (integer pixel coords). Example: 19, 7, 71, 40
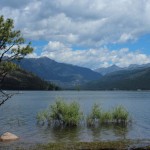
1, 140, 150, 150
31, 141, 150, 150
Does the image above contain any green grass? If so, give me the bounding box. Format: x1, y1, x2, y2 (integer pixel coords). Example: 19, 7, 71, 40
36, 110, 48, 125
86, 104, 130, 126
3, 140, 150, 150
37, 99, 83, 127
31, 140, 132, 150
86, 103, 102, 126
100, 111, 112, 124
112, 105, 129, 124
37, 99, 130, 128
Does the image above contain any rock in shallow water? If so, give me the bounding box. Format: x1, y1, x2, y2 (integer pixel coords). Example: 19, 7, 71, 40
0, 132, 19, 141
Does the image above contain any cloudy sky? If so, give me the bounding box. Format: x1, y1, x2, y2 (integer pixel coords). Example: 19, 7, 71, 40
1, 0, 150, 69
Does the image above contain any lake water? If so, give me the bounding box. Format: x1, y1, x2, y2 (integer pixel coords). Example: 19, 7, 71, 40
0, 91, 150, 145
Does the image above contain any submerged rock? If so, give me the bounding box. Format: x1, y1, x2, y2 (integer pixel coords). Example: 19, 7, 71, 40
0, 132, 19, 141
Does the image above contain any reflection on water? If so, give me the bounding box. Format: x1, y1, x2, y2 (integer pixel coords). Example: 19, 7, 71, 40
35, 123, 130, 142
112, 125, 129, 139
88, 124, 129, 141
50, 127, 80, 142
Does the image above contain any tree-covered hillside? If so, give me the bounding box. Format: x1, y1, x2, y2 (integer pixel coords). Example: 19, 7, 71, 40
2, 68, 60, 90
16, 57, 101, 81
83, 67, 150, 90
15, 57, 102, 88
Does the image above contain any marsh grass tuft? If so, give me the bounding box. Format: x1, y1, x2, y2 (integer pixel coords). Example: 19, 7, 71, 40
36, 110, 48, 125
37, 99, 83, 127
86, 104, 130, 126
37, 99, 130, 128
86, 104, 102, 126
100, 111, 112, 124
112, 105, 129, 124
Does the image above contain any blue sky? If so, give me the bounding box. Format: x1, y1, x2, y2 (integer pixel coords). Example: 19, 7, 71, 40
108, 34, 150, 54
32, 34, 150, 56
106, 34, 150, 56
1, 0, 150, 69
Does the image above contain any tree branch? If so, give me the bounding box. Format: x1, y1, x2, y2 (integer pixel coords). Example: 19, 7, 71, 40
0, 43, 15, 62
0, 90, 14, 106
0, 15, 33, 107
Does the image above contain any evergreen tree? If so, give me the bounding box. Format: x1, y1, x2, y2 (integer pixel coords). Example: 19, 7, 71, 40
0, 15, 33, 106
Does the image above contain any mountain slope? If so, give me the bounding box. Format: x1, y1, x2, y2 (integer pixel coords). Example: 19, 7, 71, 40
16, 57, 102, 87
95, 65, 123, 75
2, 68, 59, 90
95, 63, 150, 75
83, 67, 150, 90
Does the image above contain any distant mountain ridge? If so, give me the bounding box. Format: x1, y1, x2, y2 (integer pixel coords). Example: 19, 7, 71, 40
16, 57, 102, 88
83, 66, 150, 90
95, 63, 150, 75
13, 57, 150, 90
95, 65, 122, 75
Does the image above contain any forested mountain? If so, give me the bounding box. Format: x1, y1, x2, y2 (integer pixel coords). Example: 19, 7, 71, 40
10, 57, 150, 90
15, 57, 102, 88
83, 67, 150, 90
2, 68, 59, 90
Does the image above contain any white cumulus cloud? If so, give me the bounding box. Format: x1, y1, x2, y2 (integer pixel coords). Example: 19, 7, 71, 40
1, 0, 150, 68
1, 0, 150, 46
41, 41, 150, 69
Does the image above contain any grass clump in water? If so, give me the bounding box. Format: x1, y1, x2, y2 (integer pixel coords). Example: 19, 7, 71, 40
36, 110, 48, 125
87, 104, 130, 126
37, 99, 83, 127
100, 111, 113, 124
37, 99, 130, 128
112, 105, 129, 124
86, 104, 102, 126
